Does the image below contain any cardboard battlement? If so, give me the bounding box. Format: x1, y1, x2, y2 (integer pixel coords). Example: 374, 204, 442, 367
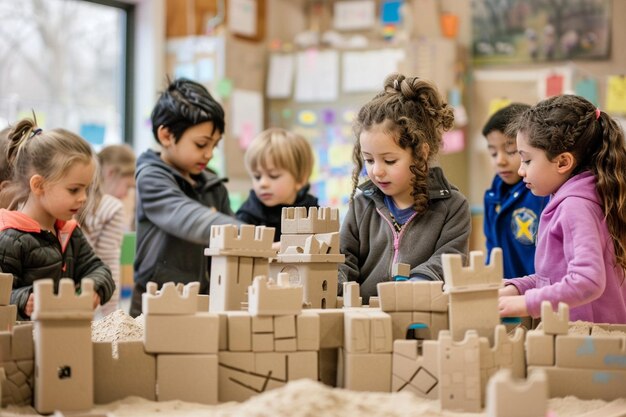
485, 369, 547, 417
540, 301, 569, 335
31, 278, 93, 320
142, 281, 200, 315
0, 323, 34, 361
206, 225, 275, 257
248, 274, 303, 316
442, 249, 503, 293
281, 207, 340, 234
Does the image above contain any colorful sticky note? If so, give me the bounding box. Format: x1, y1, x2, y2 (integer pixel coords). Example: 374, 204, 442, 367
546, 74, 564, 97
216, 78, 233, 98
322, 109, 336, 124
441, 129, 465, 154
380, 0, 403, 25
606, 75, 626, 114
297, 110, 317, 126
79, 123, 106, 146
488, 98, 512, 116
575, 78, 599, 106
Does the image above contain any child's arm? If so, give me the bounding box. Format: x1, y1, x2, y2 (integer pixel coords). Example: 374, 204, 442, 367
411, 193, 471, 280
72, 228, 115, 306
520, 201, 607, 318
1, 235, 33, 319
138, 168, 242, 245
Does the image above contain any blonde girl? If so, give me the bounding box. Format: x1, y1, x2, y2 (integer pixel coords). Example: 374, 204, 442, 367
0, 118, 114, 320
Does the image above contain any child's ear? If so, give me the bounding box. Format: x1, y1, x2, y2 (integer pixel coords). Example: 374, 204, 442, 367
29, 174, 45, 195
157, 125, 175, 146
556, 152, 575, 173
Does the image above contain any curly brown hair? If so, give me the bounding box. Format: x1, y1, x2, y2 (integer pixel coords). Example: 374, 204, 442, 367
351, 73, 454, 216
516, 94, 626, 270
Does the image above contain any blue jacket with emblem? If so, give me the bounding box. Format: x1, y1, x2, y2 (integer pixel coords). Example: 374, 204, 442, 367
483, 176, 549, 278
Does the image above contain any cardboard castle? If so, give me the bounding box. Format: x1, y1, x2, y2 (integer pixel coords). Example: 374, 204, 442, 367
1, 206, 626, 416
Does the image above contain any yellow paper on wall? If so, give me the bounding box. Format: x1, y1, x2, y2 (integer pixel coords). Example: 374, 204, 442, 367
488, 98, 512, 116
606, 75, 626, 114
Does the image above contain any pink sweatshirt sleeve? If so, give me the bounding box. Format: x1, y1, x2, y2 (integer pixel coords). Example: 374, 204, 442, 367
523, 203, 607, 318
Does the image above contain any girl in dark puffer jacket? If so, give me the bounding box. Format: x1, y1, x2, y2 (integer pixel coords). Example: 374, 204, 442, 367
0, 118, 114, 320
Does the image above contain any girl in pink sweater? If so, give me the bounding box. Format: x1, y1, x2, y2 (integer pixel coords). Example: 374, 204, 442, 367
499, 95, 626, 324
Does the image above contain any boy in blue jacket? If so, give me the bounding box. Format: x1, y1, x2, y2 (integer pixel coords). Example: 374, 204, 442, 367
483, 103, 548, 278
130, 78, 242, 317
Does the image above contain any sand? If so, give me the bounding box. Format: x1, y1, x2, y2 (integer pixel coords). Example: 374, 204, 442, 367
2, 378, 620, 417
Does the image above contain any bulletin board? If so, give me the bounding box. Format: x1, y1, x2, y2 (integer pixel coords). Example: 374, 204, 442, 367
267, 95, 373, 218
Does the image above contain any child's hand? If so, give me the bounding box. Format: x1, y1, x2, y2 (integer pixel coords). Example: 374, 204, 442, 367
499, 284, 520, 297
498, 295, 528, 317
92, 292, 101, 309
25, 293, 35, 317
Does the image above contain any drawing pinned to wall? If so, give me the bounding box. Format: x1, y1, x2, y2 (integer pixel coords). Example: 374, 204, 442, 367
574, 78, 598, 106
333, 0, 376, 31
606, 75, 626, 114
545, 73, 564, 97
295, 49, 339, 102
472, 0, 611, 65
538, 68, 572, 100
231, 89, 263, 150
266, 53, 295, 99
227, 0, 261, 40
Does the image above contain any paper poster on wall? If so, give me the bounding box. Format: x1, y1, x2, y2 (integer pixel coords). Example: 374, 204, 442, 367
574, 78, 598, 106
295, 50, 339, 102
228, 0, 257, 38
472, 0, 611, 65
231, 89, 263, 149
333, 0, 376, 31
537, 68, 572, 100
606, 75, 626, 114
545, 73, 564, 97
488, 98, 512, 116
266, 54, 295, 99
342, 49, 404, 93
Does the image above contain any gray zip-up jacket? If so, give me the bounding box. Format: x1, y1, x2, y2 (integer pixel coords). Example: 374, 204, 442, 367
131, 149, 243, 316
339, 167, 471, 302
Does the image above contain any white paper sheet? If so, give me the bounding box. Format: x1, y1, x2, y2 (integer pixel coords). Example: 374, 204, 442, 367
266, 54, 295, 99
231, 89, 263, 148
295, 50, 339, 103
342, 49, 405, 93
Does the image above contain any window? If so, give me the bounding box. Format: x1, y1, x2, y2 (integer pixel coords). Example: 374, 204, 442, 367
0, 0, 134, 148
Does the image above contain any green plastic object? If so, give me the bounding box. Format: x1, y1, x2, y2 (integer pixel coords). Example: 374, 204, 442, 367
120, 232, 136, 265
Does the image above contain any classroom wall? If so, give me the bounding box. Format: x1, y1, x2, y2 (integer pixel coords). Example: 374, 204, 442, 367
467, 0, 626, 208
161, 0, 625, 250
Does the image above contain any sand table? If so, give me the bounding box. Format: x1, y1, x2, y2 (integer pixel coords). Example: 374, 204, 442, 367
3, 312, 622, 416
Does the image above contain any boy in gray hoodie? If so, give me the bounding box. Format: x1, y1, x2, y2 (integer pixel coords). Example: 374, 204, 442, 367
130, 78, 242, 317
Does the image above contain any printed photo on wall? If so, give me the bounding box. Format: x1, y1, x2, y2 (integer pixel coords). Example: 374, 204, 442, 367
471, 0, 611, 65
